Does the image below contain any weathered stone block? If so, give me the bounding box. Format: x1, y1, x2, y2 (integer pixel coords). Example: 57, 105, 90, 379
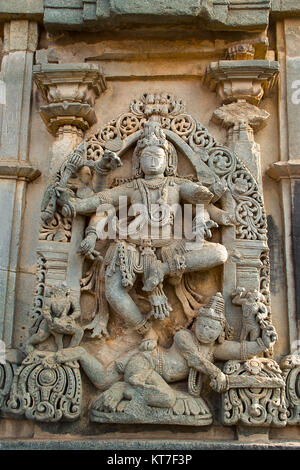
44, 0, 83, 8
44, 7, 83, 26
109, 0, 201, 17
0, 0, 43, 20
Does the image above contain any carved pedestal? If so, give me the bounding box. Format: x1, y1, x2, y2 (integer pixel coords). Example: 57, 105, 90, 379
4, 354, 82, 423
222, 359, 287, 427
90, 388, 213, 427
281, 355, 300, 425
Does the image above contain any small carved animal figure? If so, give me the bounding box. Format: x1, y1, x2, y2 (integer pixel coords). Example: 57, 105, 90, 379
26, 285, 84, 353
232, 287, 268, 341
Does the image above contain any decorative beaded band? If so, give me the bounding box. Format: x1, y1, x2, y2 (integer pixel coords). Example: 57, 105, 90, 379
198, 310, 225, 325
240, 341, 248, 361
135, 318, 150, 335
62, 200, 76, 218
85, 226, 97, 237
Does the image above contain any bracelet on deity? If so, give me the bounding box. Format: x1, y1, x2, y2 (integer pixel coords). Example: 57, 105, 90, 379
240, 341, 248, 361
62, 200, 76, 218
167, 254, 186, 275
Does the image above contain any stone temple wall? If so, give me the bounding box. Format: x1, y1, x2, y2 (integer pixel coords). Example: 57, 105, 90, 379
0, 0, 300, 449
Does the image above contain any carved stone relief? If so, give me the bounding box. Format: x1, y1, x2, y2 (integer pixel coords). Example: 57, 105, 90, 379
2, 91, 292, 428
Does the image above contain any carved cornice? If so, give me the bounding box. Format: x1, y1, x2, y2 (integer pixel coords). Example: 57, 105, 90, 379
33, 63, 107, 136
267, 161, 300, 181
1, 1, 300, 33
41, 0, 271, 32
203, 60, 279, 105
0, 160, 40, 182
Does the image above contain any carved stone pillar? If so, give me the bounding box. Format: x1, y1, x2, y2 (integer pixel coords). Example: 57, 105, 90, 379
203, 46, 279, 190
268, 20, 300, 354
0, 20, 40, 348
33, 63, 107, 175
31, 63, 106, 318
203, 47, 279, 335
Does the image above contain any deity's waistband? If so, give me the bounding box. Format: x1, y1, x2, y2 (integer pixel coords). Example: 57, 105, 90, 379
122, 237, 176, 248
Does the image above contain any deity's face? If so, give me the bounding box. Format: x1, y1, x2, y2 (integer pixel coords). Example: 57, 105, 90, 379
140, 145, 167, 177
195, 315, 223, 344
48, 286, 70, 298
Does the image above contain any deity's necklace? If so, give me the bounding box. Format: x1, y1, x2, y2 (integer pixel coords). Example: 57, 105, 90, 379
137, 178, 170, 225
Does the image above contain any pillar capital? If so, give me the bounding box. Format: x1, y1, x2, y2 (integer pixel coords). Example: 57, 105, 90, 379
3, 20, 38, 53
203, 59, 279, 106
33, 63, 107, 136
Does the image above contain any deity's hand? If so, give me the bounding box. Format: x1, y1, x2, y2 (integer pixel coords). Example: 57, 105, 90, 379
232, 286, 245, 298
95, 150, 122, 173
79, 235, 103, 261
216, 211, 235, 226
84, 314, 109, 339
67, 152, 84, 170
210, 181, 227, 202
204, 220, 218, 239
55, 186, 73, 204
209, 371, 229, 393
55, 187, 77, 218
261, 324, 278, 349
139, 339, 157, 352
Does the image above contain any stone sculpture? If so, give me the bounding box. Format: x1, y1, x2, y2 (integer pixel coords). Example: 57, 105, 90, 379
52, 292, 277, 425
2, 92, 287, 428
57, 119, 231, 342
232, 287, 269, 341
26, 284, 84, 353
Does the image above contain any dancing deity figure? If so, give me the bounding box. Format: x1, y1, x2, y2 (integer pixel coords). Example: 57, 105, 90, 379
57, 121, 233, 341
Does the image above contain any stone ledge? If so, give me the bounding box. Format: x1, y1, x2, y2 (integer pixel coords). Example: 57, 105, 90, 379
0, 0, 43, 21
267, 161, 300, 181
0, 160, 40, 182
0, 438, 300, 450
271, 0, 300, 19
42, 0, 271, 32
0, 1, 300, 31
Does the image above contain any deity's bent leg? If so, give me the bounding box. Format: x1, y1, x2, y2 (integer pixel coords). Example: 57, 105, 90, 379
181, 242, 228, 273
124, 353, 176, 408
105, 267, 146, 331
55, 346, 121, 391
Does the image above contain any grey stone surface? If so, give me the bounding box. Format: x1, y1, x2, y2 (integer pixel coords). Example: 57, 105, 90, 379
0, 21, 39, 347
42, 0, 272, 32
272, 0, 300, 18
109, 0, 201, 17
0, 438, 300, 450
0, 0, 300, 32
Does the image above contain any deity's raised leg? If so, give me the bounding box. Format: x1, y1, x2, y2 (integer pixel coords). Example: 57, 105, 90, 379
182, 242, 228, 273
105, 266, 148, 333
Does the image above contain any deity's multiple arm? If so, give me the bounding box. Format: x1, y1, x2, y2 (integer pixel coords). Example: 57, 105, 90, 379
174, 330, 222, 378
59, 184, 131, 218
214, 324, 277, 361
179, 180, 214, 204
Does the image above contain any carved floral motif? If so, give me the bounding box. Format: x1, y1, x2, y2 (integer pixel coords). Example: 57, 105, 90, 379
5, 355, 81, 422
222, 359, 287, 427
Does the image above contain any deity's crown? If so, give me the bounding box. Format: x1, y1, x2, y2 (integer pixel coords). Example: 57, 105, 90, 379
136, 121, 169, 153
197, 292, 225, 324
